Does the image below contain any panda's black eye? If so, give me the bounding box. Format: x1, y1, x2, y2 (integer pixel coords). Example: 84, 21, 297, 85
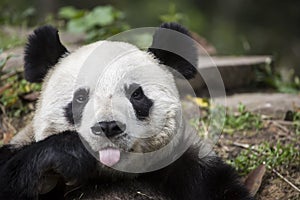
131, 87, 144, 100
76, 95, 87, 103
74, 89, 89, 104
65, 88, 90, 125
126, 83, 153, 120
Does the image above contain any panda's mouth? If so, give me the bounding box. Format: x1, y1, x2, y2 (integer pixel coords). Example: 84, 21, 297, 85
99, 148, 121, 167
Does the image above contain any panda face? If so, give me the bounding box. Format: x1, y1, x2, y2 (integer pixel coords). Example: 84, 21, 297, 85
24, 23, 198, 169
67, 42, 182, 167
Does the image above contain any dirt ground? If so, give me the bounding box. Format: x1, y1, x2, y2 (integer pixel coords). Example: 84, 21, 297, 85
215, 93, 300, 200
216, 122, 300, 200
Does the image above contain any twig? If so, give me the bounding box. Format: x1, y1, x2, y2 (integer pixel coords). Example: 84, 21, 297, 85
268, 120, 290, 133
0, 70, 21, 81
271, 168, 300, 193
271, 120, 294, 126
137, 191, 154, 199
232, 142, 250, 149
0, 83, 12, 95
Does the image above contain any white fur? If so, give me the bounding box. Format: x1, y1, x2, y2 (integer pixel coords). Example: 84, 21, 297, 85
29, 40, 181, 151
10, 38, 214, 173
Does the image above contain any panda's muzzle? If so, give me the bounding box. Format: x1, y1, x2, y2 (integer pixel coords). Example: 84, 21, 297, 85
91, 121, 126, 138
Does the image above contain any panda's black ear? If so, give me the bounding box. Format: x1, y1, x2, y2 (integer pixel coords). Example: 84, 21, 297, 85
24, 25, 68, 83
148, 22, 198, 80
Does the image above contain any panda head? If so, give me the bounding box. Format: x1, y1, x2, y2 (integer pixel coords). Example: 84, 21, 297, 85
25, 23, 198, 171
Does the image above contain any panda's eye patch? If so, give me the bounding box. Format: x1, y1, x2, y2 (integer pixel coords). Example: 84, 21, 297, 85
65, 88, 89, 125
125, 83, 144, 100
131, 87, 144, 100
74, 88, 89, 104
126, 83, 153, 120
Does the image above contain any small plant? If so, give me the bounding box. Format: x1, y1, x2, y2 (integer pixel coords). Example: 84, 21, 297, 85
292, 111, 300, 135
223, 103, 263, 134
187, 97, 226, 140
189, 102, 262, 137
0, 6, 36, 26
256, 65, 300, 94
58, 6, 130, 42
159, 4, 187, 24
0, 31, 24, 50
229, 142, 300, 175
0, 49, 12, 72
0, 73, 41, 117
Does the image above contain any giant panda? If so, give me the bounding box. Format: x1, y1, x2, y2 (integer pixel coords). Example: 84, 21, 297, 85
0, 23, 254, 200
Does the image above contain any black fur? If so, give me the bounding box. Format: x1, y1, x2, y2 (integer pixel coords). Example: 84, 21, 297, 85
64, 102, 74, 125
24, 25, 68, 83
0, 132, 254, 200
126, 83, 153, 120
0, 131, 97, 200
64, 88, 90, 125
148, 22, 198, 80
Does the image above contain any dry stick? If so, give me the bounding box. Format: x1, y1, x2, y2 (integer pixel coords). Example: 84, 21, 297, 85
271, 168, 300, 193
0, 83, 12, 95
136, 191, 154, 199
0, 70, 20, 81
268, 120, 290, 133
271, 120, 294, 126
232, 141, 300, 193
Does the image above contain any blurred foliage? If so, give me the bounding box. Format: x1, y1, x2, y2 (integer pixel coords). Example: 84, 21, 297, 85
0, 49, 13, 71
292, 111, 300, 135
256, 65, 300, 94
188, 97, 226, 140
58, 5, 130, 42
159, 4, 187, 24
0, 50, 41, 117
0, 31, 25, 50
0, 5, 36, 26
0, 74, 41, 117
229, 142, 300, 175
0, 0, 299, 76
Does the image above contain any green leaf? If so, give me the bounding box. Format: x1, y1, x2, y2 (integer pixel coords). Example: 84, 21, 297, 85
59, 6, 85, 19
67, 18, 88, 33
87, 6, 114, 27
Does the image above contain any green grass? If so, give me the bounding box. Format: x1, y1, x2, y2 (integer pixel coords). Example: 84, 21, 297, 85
228, 142, 300, 175
192, 103, 298, 177
190, 103, 263, 139
223, 103, 263, 135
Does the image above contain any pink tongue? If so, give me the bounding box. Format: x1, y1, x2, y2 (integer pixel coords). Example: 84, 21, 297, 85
99, 148, 120, 167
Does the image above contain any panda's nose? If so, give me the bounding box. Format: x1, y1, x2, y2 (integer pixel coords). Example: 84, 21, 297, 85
91, 121, 126, 137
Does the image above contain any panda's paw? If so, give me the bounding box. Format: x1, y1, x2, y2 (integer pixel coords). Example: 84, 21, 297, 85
42, 131, 98, 184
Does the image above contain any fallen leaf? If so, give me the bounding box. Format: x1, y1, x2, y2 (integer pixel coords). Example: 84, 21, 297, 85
244, 164, 266, 196
0, 83, 12, 95
3, 132, 14, 144
186, 95, 209, 108
21, 91, 40, 101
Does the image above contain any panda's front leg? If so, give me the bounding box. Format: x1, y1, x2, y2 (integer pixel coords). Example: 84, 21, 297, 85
0, 131, 97, 200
